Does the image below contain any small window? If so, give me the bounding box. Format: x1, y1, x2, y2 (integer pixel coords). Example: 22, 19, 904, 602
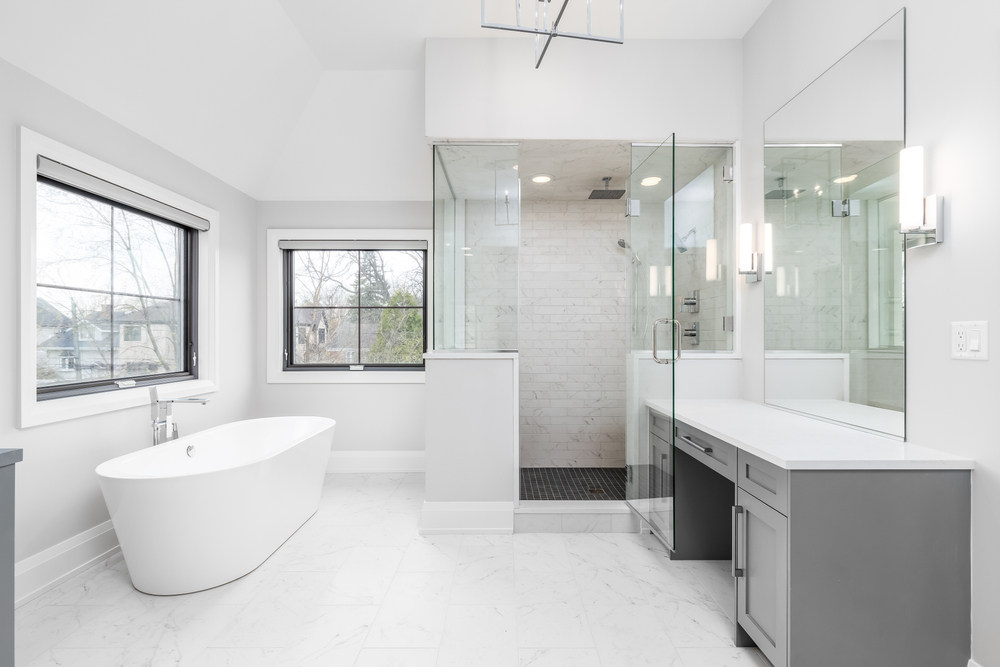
34, 159, 205, 400
121, 325, 142, 342
281, 243, 427, 370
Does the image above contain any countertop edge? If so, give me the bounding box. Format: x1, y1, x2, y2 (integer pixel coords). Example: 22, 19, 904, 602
646, 399, 974, 471
0, 448, 24, 467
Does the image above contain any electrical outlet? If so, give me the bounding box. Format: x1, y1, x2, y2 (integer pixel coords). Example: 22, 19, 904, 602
952, 321, 989, 360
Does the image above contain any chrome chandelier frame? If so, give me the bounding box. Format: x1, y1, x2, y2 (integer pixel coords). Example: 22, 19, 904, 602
481, 0, 624, 69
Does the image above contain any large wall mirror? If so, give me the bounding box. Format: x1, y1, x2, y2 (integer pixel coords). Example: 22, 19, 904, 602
763, 9, 906, 438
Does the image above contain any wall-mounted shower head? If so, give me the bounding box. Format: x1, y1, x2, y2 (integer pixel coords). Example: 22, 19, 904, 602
675, 227, 696, 254
617, 239, 628, 249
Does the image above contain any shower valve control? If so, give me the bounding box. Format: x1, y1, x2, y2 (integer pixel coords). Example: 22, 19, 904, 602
952, 321, 988, 360
680, 291, 700, 313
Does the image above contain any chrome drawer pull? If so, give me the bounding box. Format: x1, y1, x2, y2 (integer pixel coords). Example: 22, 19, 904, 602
732, 505, 744, 578
679, 434, 712, 454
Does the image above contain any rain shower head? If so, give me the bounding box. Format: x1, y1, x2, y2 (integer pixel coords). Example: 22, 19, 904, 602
590, 176, 625, 200
765, 176, 796, 200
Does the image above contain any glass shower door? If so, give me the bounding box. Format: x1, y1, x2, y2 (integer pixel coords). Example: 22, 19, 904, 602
625, 135, 677, 548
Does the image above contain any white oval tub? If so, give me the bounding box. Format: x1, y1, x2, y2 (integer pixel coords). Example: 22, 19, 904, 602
96, 416, 335, 595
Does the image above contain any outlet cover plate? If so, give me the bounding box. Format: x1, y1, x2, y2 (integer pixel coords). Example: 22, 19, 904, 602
952, 321, 989, 360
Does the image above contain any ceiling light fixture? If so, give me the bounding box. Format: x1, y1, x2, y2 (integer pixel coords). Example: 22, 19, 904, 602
481, 0, 625, 69
833, 174, 858, 184
640, 176, 662, 187
531, 174, 553, 184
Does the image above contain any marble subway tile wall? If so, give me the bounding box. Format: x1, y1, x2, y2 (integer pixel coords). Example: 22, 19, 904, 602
519, 201, 627, 468
463, 200, 519, 350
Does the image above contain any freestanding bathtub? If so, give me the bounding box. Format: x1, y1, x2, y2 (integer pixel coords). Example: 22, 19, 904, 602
96, 416, 335, 595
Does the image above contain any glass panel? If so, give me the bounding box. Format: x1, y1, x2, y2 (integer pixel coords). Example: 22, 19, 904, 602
293, 251, 359, 308
36, 181, 112, 292
291, 307, 358, 364
36, 287, 112, 387
361, 307, 424, 364
625, 135, 675, 547
763, 10, 905, 438
113, 209, 184, 299
673, 145, 736, 353
360, 250, 425, 307
113, 296, 183, 376
433, 145, 519, 351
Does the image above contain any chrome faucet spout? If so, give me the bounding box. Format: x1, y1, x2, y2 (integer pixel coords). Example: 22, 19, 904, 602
149, 387, 209, 446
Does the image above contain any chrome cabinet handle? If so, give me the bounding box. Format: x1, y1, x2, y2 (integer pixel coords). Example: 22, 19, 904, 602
679, 434, 712, 454
732, 505, 744, 578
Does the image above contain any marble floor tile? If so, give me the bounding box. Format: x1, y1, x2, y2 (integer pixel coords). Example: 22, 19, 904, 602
353, 647, 438, 666
519, 647, 602, 667
15, 473, 760, 667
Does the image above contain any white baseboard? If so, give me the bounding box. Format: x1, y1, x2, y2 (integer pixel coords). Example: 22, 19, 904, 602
419, 501, 514, 534
327, 450, 425, 473
14, 520, 120, 607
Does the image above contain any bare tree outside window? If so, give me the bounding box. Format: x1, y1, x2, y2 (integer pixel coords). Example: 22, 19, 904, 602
288, 249, 425, 367
35, 180, 190, 391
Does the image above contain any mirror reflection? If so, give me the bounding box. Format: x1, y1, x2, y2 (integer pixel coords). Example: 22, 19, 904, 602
763, 10, 906, 437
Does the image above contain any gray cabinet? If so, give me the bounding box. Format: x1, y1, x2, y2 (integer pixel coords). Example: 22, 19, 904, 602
0, 449, 23, 667
735, 487, 787, 667
731, 447, 971, 667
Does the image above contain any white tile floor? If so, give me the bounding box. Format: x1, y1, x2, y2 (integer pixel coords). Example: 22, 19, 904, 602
16, 473, 768, 666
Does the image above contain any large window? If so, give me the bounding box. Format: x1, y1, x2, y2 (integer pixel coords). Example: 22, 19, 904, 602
282, 243, 426, 369
33, 158, 204, 400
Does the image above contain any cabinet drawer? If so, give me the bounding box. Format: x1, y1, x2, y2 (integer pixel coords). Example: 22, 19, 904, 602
737, 450, 789, 515
649, 409, 672, 443
675, 421, 737, 482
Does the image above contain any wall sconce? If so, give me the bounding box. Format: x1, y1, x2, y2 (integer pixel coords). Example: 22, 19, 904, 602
705, 239, 718, 281
899, 146, 944, 243
738, 223, 763, 283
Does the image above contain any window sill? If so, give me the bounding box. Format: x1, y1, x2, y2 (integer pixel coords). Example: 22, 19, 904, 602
266, 370, 425, 385
19, 379, 217, 429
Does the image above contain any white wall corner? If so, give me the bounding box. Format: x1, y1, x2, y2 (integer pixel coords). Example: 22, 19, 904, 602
14, 520, 119, 607
327, 450, 425, 473
968, 660, 984, 667
419, 501, 514, 535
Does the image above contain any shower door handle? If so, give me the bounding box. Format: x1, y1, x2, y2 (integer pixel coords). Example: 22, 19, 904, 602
652, 319, 681, 365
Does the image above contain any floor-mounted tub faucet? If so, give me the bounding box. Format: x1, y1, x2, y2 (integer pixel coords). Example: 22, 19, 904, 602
150, 386, 210, 446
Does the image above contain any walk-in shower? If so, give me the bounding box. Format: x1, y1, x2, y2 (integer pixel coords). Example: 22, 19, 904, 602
432, 140, 736, 509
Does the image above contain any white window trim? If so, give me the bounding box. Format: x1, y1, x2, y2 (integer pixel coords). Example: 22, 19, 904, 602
266, 228, 432, 384
18, 127, 219, 428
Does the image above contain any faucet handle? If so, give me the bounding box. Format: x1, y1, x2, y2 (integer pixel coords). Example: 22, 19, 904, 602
149, 386, 161, 422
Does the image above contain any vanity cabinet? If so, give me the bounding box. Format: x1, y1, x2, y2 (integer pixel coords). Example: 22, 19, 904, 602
731, 447, 970, 667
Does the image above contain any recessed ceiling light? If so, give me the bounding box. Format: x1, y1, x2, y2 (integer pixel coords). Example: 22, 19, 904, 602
640, 176, 661, 187
833, 174, 858, 184
531, 174, 553, 184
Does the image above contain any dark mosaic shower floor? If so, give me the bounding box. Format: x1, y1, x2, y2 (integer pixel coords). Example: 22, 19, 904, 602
520, 467, 627, 501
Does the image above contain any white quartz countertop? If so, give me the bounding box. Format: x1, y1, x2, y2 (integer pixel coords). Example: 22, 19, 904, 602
646, 399, 973, 471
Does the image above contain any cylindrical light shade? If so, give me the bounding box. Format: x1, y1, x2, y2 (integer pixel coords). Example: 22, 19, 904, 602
764, 224, 774, 274
738, 223, 755, 273
899, 146, 925, 232
705, 239, 718, 281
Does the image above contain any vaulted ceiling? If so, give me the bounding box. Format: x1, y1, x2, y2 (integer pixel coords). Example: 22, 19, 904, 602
0, 1, 772, 201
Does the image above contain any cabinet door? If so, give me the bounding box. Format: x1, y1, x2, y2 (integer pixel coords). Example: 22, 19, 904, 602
736, 488, 788, 667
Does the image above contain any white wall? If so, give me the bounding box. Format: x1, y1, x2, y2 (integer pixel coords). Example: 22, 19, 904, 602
743, 2, 1000, 663
0, 59, 256, 579
426, 38, 743, 142
254, 202, 432, 458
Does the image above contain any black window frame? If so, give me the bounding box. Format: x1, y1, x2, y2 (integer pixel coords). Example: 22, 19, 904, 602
35, 176, 200, 401
282, 246, 427, 371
